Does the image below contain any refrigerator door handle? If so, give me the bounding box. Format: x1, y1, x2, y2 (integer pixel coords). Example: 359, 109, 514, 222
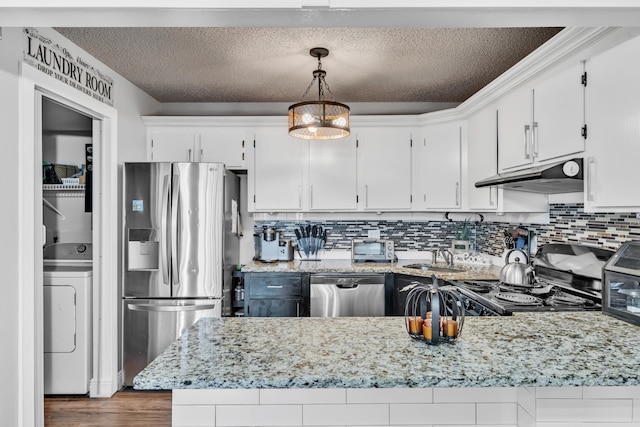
126, 302, 216, 312
171, 173, 180, 286
160, 174, 170, 285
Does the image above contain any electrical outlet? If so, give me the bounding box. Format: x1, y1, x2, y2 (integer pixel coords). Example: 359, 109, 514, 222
367, 229, 381, 239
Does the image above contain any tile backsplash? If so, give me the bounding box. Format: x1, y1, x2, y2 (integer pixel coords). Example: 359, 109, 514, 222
254, 204, 640, 258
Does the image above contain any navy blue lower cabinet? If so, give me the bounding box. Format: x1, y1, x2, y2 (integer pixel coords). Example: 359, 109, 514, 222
244, 273, 310, 317
390, 274, 433, 316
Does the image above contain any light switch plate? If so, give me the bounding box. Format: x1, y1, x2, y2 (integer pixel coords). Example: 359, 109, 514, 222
367, 229, 381, 239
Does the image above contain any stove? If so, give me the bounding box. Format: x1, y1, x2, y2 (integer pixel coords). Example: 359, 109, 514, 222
452, 278, 601, 316
451, 243, 615, 316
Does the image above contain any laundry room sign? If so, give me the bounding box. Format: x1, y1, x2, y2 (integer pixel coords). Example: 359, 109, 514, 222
23, 28, 114, 106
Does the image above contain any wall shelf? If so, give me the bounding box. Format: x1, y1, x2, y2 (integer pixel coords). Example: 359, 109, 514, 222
43, 184, 85, 197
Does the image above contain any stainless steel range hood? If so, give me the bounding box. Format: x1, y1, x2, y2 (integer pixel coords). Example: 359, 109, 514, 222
475, 158, 584, 194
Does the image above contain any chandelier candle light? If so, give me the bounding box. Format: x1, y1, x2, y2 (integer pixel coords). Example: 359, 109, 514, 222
288, 47, 350, 140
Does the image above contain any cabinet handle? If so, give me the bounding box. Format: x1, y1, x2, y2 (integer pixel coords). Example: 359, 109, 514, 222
310, 185, 313, 209
523, 125, 531, 159
455, 182, 460, 206
267, 285, 284, 289
489, 187, 495, 207
296, 301, 300, 317
188, 148, 192, 162
532, 121, 539, 159
298, 186, 302, 208
587, 157, 596, 202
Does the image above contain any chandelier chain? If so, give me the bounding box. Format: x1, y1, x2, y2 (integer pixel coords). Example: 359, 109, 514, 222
319, 75, 336, 101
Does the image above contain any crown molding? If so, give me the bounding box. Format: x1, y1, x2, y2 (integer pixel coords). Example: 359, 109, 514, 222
457, 26, 634, 116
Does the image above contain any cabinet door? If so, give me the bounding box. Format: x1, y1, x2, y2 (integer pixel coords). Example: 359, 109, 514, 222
584, 35, 640, 210
357, 128, 412, 210
252, 129, 305, 211
497, 86, 533, 171
199, 129, 245, 169
244, 273, 308, 317
466, 107, 498, 210
418, 122, 463, 210
533, 61, 585, 162
148, 132, 197, 162
246, 298, 303, 317
308, 136, 357, 210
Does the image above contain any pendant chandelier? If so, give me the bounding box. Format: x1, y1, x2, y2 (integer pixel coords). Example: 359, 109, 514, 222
288, 47, 350, 140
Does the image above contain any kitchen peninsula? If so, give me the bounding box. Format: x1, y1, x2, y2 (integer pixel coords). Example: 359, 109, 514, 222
136, 313, 640, 427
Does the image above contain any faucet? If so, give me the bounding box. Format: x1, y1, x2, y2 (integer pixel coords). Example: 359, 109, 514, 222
438, 248, 454, 267
428, 248, 438, 264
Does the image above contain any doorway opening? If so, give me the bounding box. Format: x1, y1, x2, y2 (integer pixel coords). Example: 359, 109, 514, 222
39, 94, 99, 398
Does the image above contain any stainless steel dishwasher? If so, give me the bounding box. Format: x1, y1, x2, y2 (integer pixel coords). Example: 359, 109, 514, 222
310, 274, 385, 317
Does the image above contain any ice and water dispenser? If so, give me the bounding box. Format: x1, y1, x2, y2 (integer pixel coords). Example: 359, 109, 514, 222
127, 228, 159, 271
603, 241, 640, 326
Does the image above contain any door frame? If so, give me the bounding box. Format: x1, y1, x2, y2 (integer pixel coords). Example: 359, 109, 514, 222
19, 63, 119, 426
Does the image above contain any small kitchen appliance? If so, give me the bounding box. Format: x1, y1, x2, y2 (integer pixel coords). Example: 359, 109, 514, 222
254, 228, 294, 262
602, 240, 640, 326
351, 239, 395, 263
450, 243, 614, 316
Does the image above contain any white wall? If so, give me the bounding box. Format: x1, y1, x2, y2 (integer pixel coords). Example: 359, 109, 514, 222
0, 27, 23, 427
43, 134, 93, 245
0, 26, 161, 426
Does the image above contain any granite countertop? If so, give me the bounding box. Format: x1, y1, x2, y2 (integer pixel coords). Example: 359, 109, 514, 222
134, 313, 640, 390
240, 258, 502, 281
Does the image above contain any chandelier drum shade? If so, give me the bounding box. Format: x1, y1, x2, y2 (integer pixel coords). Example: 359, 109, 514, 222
288, 47, 350, 140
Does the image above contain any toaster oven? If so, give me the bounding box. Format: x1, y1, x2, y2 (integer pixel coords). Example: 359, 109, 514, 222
603, 240, 640, 326
351, 239, 395, 263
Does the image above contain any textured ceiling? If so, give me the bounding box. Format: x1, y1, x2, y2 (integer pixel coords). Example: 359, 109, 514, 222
55, 27, 562, 110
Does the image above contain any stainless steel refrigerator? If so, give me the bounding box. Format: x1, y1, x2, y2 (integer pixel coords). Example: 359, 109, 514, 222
122, 162, 239, 386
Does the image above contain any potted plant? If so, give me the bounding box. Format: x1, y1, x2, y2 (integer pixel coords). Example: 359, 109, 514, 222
451, 218, 472, 253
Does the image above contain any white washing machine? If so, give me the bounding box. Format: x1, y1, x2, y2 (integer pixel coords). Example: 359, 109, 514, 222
43, 243, 92, 395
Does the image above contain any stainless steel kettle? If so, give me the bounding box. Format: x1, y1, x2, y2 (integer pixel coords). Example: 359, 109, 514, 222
500, 249, 533, 286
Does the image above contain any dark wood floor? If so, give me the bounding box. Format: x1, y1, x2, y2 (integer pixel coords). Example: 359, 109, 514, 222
44, 389, 172, 426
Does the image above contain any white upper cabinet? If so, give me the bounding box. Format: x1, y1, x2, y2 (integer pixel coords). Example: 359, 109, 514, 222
497, 85, 532, 171
584, 34, 640, 211
308, 136, 358, 210
148, 131, 198, 162
466, 105, 549, 213
356, 127, 413, 210
498, 61, 586, 171
251, 129, 305, 211
199, 128, 245, 169
531, 61, 586, 162
145, 120, 245, 168
416, 121, 463, 210
466, 107, 498, 211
